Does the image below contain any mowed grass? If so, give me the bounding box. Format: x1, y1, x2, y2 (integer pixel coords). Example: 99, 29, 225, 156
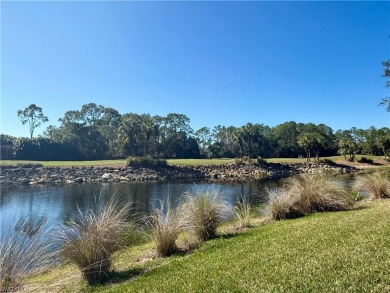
0, 160, 126, 168
167, 158, 235, 165
85, 200, 390, 293
0, 155, 386, 168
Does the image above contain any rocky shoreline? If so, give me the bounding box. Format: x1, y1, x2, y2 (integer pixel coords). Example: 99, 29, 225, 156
0, 162, 355, 186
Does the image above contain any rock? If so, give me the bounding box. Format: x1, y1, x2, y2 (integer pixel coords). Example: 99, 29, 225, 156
101, 173, 112, 179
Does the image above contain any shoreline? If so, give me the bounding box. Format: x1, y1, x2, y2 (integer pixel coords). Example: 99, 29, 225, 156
0, 162, 355, 186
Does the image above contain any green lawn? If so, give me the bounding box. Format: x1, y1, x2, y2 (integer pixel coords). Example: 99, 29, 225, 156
0, 155, 385, 168
29, 200, 390, 292
93, 200, 390, 292
167, 158, 236, 165
0, 159, 126, 168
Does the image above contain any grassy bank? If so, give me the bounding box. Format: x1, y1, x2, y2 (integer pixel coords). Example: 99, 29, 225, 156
24, 200, 390, 292
0, 160, 126, 168
0, 155, 387, 168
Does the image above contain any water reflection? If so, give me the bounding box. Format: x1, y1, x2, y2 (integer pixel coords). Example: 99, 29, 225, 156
0, 175, 356, 235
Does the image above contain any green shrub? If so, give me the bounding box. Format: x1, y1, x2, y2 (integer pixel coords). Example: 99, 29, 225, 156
59, 197, 133, 285
353, 172, 390, 199
148, 199, 185, 257
126, 156, 167, 169
0, 219, 52, 292
358, 157, 374, 164
318, 158, 337, 166
256, 157, 267, 165
182, 188, 231, 242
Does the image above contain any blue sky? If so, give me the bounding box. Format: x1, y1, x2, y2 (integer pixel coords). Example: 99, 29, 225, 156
1, 1, 390, 138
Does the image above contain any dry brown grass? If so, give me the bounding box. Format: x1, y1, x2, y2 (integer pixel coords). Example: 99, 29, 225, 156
58, 197, 132, 285
264, 174, 354, 220
0, 219, 53, 292
148, 199, 185, 257
353, 171, 390, 199
182, 187, 232, 242
234, 196, 253, 229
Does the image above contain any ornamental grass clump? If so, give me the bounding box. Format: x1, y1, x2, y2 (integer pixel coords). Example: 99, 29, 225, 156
263, 188, 304, 221
59, 197, 132, 285
353, 171, 390, 199
288, 173, 354, 213
264, 174, 354, 220
148, 199, 185, 257
0, 219, 52, 293
182, 187, 231, 242
234, 196, 253, 229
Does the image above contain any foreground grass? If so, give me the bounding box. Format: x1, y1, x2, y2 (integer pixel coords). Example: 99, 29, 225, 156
26, 200, 390, 292
98, 200, 390, 293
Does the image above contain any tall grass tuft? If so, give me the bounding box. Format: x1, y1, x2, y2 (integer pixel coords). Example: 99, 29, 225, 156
353, 171, 390, 199
263, 189, 304, 221
0, 219, 52, 292
182, 187, 231, 242
264, 174, 354, 220
234, 196, 253, 229
148, 199, 185, 257
58, 197, 132, 285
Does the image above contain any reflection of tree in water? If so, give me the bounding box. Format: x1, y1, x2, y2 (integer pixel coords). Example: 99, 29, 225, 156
15, 190, 48, 237
61, 183, 152, 226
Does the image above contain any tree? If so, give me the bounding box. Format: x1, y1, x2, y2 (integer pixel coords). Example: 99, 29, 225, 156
194, 127, 212, 157
335, 130, 358, 161
379, 59, 390, 111
17, 104, 49, 138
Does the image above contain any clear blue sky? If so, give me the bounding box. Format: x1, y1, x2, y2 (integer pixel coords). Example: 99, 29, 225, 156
1, 1, 390, 138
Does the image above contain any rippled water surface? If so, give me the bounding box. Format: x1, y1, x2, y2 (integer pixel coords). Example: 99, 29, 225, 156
0, 174, 356, 236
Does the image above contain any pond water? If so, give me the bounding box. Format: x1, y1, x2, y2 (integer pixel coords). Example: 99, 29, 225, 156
0, 174, 357, 238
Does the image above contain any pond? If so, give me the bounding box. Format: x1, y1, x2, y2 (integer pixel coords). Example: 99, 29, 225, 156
0, 174, 357, 238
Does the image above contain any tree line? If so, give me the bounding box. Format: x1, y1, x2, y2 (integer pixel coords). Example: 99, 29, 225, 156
2, 102, 390, 161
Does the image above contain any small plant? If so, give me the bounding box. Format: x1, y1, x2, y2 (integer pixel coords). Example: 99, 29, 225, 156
352, 191, 363, 201
353, 172, 390, 199
234, 196, 253, 229
59, 197, 132, 285
148, 199, 185, 257
0, 219, 52, 292
182, 187, 231, 242
126, 156, 167, 169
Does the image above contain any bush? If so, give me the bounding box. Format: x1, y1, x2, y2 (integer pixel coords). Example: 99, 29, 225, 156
0, 219, 52, 292
59, 197, 132, 285
318, 158, 337, 166
353, 172, 390, 199
264, 174, 354, 220
148, 199, 185, 257
256, 157, 267, 165
182, 187, 231, 242
126, 156, 167, 169
358, 157, 374, 164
